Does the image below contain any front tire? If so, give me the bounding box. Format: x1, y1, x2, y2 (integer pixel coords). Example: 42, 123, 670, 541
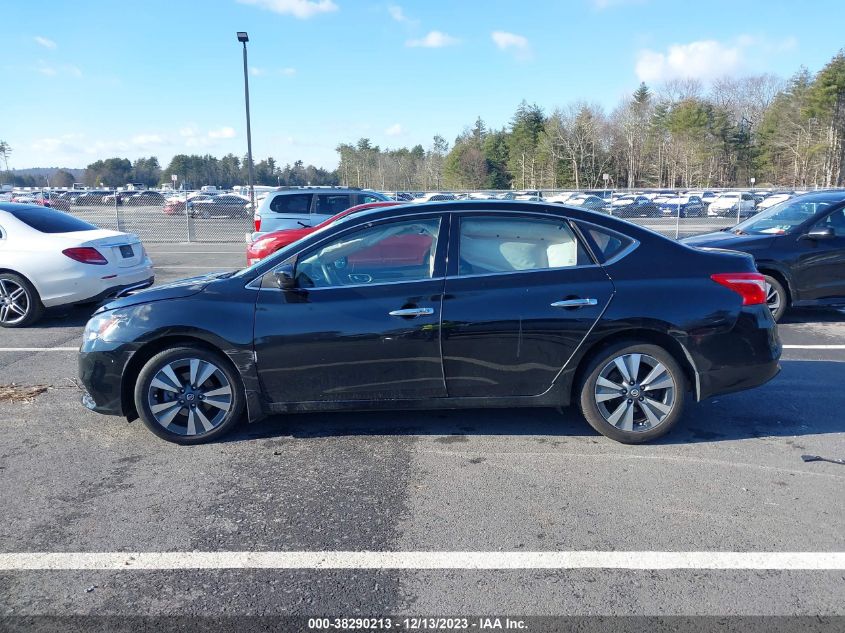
0, 273, 44, 328
578, 342, 686, 443
763, 275, 787, 322
134, 345, 245, 444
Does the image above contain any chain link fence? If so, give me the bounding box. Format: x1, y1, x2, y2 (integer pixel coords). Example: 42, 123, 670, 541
47, 190, 253, 243
21, 186, 836, 243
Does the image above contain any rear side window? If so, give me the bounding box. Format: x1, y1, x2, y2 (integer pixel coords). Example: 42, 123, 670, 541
359, 193, 384, 204
9, 207, 96, 233
578, 223, 635, 264
458, 216, 590, 276
269, 193, 312, 214
315, 194, 352, 215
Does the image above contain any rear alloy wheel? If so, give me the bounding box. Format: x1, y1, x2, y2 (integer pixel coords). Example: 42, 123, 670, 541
763, 275, 787, 322
0, 273, 44, 328
134, 346, 245, 444
579, 342, 685, 443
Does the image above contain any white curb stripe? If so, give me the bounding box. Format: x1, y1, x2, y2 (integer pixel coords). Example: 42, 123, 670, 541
0, 551, 843, 571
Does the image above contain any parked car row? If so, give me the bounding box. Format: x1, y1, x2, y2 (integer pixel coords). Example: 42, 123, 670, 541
378, 188, 803, 220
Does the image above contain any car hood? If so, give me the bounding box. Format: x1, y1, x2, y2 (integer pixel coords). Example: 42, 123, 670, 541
681, 231, 776, 250
99, 272, 233, 311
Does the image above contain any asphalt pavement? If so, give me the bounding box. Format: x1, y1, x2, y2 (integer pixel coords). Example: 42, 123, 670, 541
0, 243, 843, 629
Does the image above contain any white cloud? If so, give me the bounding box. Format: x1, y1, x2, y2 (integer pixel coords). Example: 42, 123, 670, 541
208, 126, 237, 139
31, 134, 84, 154
237, 0, 338, 19
635, 39, 745, 83
131, 134, 166, 146
179, 126, 197, 138
35, 60, 81, 77
387, 4, 415, 24
249, 66, 264, 76
34, 36, 56, 49
385, 123, 403, 136
491, 31, 531, 60
406, 31, 460, 48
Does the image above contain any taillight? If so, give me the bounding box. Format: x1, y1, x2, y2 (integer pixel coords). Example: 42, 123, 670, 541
254, 216, 261, 232
63, 247, 108, 265
710, 272, 767, 305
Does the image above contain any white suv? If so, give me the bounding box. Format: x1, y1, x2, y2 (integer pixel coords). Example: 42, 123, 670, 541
708, 192, 757, 218
251, 187, 388, 239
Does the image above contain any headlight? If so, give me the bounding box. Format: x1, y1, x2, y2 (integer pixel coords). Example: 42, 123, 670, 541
83, 312, 126, 343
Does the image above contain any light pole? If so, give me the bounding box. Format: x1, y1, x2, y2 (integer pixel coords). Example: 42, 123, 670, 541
237, 31, 256, 215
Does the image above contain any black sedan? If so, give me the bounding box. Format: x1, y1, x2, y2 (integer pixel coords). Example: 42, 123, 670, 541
682, 191, 845, 321
79, 201, 780, 445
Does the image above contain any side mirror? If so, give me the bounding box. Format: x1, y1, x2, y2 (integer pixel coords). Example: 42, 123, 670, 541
803, 226, 835, 240
272, 264, 297, 290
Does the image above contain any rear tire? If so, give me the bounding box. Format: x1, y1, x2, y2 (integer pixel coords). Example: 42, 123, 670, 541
578, 341, 686, 443
134, 345, 245, 444
0, 272, 44, 328
763, 274, 787, 322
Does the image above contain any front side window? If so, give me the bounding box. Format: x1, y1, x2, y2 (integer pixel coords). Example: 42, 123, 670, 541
458, 216, 589, 276
294, 217, 440, 288
813, 209, 845, 236
315, 194, 352, 215
269, 193, 312, 214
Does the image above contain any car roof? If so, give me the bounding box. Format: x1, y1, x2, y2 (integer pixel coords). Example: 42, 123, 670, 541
790, 190, 845, 203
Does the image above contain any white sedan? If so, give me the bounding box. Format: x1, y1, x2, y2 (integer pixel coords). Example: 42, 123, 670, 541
0, 203, 154, 327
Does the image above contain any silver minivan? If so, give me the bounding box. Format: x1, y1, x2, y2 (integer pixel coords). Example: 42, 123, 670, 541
251, 187, 388, 239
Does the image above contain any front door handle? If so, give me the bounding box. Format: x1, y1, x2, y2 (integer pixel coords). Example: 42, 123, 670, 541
551, 298, 598, 308
388, 307, 435, 318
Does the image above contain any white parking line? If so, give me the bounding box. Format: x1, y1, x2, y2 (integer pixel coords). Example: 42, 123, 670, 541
782, 344, 845, 349
0, 551, 843, 571
0, 347, 77, 352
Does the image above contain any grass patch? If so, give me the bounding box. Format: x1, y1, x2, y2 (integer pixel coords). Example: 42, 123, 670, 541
0, 384, 49, 403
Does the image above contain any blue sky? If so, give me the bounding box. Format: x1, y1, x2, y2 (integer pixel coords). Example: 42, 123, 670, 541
2, 0, 843, 170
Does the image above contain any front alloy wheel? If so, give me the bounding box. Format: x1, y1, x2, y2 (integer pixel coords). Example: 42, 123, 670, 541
579, 342, 686, 443
763, 275, 786, 322
135, 346, 244, 444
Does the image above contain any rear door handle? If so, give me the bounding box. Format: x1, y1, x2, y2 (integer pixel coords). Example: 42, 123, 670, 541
551, 298, 598, 308
388, 307, 435, 317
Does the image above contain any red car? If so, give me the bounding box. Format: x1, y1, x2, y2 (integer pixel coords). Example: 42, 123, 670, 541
246, 201, 404, 265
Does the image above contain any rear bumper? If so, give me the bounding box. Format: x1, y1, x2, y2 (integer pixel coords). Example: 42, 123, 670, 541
692, 304, 782, 400
72, 276, 155, 306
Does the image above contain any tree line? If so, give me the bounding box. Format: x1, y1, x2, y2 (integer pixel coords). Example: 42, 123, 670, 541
81, 154, 337, 190
3, 50, 843, 193
336, 50, 845, 191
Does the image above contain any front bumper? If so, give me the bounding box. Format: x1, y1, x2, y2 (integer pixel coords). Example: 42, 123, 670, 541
79, 342, 137, 417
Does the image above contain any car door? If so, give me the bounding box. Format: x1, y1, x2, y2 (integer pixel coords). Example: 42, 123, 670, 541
792, 207, 845, 301
440, 212, 615, 398
253, 213, 449, 403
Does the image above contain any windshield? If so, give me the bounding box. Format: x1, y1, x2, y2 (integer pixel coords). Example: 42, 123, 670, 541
732, 197, 836, 235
